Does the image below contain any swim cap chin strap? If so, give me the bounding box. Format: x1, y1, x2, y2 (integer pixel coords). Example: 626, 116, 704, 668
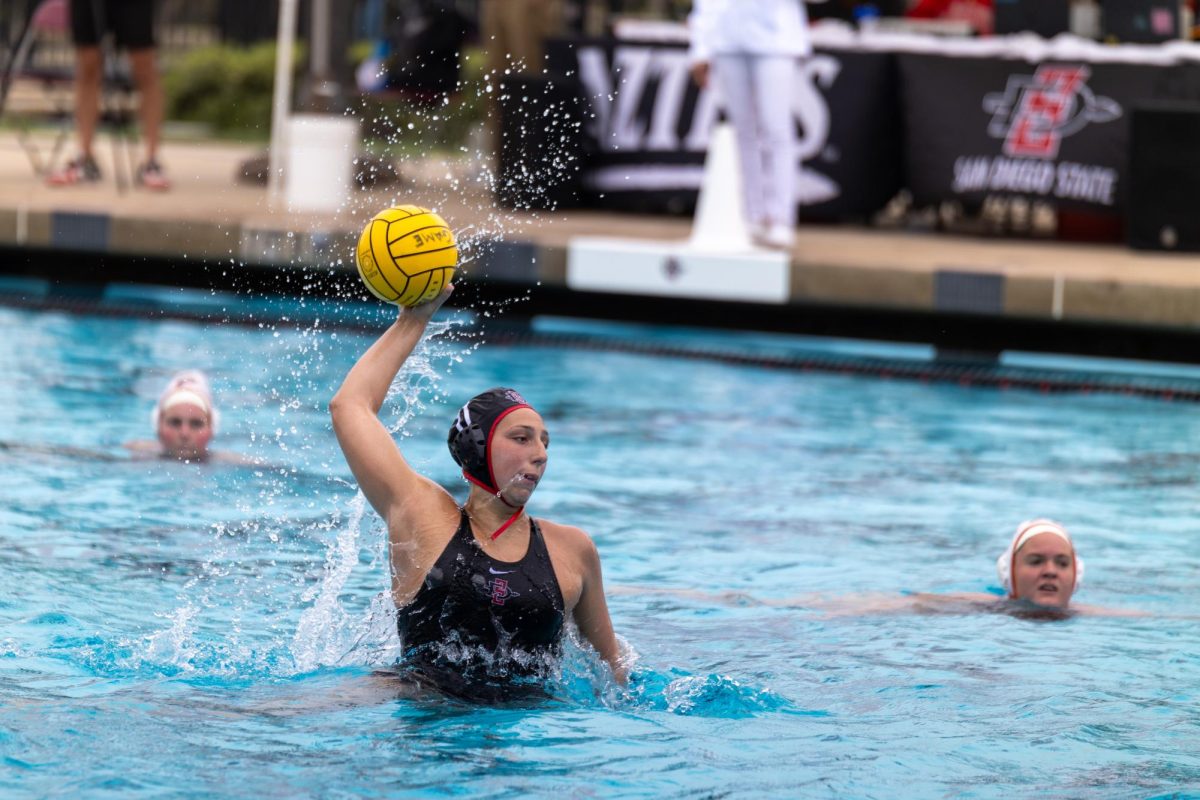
487, 507, 525, 541
448, 388, 534, 539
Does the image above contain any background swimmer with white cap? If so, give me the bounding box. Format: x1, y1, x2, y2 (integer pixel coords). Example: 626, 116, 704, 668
615, 519, 1145, 618
993, 518, 1084, 610
126, 370, 253, 464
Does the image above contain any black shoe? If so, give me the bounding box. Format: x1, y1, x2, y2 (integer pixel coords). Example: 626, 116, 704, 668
135, 160, 171, 191
47, 155, 102, 186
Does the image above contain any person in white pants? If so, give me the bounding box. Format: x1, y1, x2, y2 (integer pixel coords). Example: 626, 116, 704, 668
688, 0, 812, 250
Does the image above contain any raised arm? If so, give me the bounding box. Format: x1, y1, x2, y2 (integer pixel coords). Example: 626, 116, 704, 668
329, 288, 454, 525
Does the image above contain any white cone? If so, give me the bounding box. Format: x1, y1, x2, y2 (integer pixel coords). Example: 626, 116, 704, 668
688, 122, 753, 252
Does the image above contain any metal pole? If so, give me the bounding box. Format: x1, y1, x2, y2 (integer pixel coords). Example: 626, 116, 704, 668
311, 0, 330, 82
267, 0, 299, 209
299, 0, 350, 112
0, 0, 39, 116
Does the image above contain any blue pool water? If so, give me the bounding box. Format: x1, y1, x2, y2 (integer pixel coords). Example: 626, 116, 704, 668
2, 291, 1200, 798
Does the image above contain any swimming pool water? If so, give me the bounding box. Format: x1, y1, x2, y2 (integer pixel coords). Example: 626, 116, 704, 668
1, 296, 1199, 798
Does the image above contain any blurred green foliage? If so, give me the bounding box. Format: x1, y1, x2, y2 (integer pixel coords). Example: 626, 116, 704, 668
162, 41, 489, 153
354, 46, 489, 155
163, 42, 293, 136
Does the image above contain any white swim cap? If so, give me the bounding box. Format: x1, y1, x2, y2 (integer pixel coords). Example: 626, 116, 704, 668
161, 388, 210, 415
996, 518, 1085, 597
152, 370, 220, 433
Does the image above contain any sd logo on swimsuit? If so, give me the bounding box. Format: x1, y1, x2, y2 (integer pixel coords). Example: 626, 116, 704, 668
478, 577, 520, 606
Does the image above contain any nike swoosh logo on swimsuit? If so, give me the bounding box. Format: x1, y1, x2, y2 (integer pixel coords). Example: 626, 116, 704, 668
489, 567, 514, 575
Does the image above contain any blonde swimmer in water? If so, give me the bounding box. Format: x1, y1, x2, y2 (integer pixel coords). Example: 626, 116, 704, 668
126, 370, 253, 464
615, 519, 1146, 619
875, 518, 1121, 618
994, 519, 1083, 608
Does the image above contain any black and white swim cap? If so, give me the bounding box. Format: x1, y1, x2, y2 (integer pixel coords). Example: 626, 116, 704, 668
447, 387, 533, 493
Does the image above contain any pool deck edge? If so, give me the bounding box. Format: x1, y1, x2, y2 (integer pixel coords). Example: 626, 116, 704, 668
3, 134, 1200, 337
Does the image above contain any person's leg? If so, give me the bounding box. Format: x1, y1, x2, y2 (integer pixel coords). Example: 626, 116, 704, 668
478, 0, 510, 163
713, 53, 765, 229
497, 0, 535, 72
127, 48, 162, 163
64, 0, 102, 165
111, 0, 168, 187
479, 0, 506, 77
480, 0, 564, 176
505, 0, 563, 73
46, 47, 103, 184
750, 55, 798, 245
73, 45, 103, 160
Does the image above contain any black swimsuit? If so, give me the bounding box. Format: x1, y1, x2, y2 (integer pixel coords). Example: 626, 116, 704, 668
396, 509, 565, 697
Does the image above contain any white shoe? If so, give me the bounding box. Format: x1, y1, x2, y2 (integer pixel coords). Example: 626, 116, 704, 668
754, 223, 795, 250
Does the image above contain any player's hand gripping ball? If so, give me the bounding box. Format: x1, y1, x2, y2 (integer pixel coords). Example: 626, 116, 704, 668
355, 205, 457, 307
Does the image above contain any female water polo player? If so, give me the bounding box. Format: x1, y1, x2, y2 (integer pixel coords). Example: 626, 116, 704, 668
890, 518, 1100, 617
827, 518, 1143, 617
330, 286, 625, 697
617, 519, 1144, 618
126, 370, 224, 462
993, 518, 1083, 610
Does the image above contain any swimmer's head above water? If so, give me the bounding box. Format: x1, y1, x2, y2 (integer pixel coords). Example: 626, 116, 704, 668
448, 387, 547, 507
153, 370, 219, 461
996, 519, 1085, 609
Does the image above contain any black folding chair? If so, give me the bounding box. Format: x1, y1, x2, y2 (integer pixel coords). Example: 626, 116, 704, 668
0, 0, 137, 189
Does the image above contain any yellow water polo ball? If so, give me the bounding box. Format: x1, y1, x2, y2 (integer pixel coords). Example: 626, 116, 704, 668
355, 205, 457, 307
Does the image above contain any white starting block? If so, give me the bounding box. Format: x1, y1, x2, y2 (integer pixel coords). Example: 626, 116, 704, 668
566, 123, 791, 304
566, 238, 789, 303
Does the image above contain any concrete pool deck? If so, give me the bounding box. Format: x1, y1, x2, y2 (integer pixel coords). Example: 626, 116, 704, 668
3, 130, 1200, 339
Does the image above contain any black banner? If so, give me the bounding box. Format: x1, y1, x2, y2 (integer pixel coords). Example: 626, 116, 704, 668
497, 73, 587, 211
515, 38, 903, 221
899, 53, 1192, 213
504, 37, 1200, 223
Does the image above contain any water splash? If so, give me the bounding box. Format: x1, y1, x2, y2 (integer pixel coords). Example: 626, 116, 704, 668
627, 669, 799, 718
543, 632, 795, 717
290, 493, 371, 672
142, 603, 200, 668
286, 315, 471, 674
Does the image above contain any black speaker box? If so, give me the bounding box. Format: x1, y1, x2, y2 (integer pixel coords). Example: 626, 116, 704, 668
1101, 0, 1181, 43
1127, 104, 1200, 252
994, 0, 1071, 37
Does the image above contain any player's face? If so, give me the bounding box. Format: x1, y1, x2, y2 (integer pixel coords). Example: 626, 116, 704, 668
488, 408, 549, 506
157, 402, 213, 461
1012, 533, 1076, 608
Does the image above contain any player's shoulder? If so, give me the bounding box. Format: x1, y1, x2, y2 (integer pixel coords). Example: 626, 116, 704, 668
537, 518, 597, 554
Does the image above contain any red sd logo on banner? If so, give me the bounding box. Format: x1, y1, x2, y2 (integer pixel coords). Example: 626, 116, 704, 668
983, 64, 1122, 160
